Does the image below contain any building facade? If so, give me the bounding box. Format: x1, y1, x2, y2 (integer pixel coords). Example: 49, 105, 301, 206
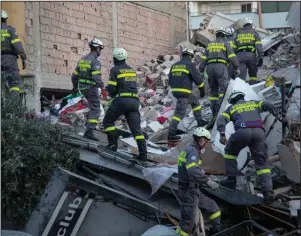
2, 2, 188, 111
189, 1, 294, 32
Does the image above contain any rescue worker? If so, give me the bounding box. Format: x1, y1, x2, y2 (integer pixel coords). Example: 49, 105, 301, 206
199, 27, 240, 130
71, 38, 104, 141
103, 48, 149, 165
168, 48, 207, 142
1, 10, 27, 99
226, 27, 236, 80
216, 91, 287, 204
176, 127, 221, 236
235, 17, 264, 85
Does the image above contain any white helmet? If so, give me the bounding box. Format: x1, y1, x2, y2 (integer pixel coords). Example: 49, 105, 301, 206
228, 91, 245, 104
226, 27, 234, 35
89, 38, 104, 49
216, 27, 227, 36
2, 10, 8, 19
182, 48, 194, 57
193, 127, 211, 141
113, 48, 128, 61
243, 17, 253, 26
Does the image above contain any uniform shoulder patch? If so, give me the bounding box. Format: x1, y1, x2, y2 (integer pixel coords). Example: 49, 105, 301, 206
95, 65, 101, 70
190, 156, 197, 161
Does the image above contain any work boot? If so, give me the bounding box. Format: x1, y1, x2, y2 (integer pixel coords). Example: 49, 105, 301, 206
83, 129, 99, 141
105, 144, 117, 152
198, 119, 208, 127
220, 176, 237, 190
209, 224, 222, 235
168, 135, 181, 142
205, 118, 216, 130
263, 190, 275, 204
137, 152, 148, 162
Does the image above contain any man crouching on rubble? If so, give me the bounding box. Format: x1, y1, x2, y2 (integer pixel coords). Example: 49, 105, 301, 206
168, 48, 207, 142
217, 91, 288, 204
176, 127, 222, 236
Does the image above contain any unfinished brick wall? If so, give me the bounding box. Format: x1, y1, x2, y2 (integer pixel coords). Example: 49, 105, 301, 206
24, 2, 187, 86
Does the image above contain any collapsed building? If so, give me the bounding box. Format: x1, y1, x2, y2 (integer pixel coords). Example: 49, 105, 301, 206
3, 8, 301, 236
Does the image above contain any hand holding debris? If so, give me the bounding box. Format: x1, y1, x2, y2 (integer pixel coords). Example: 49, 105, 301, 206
256, 58, 263, 67
219, 134, 227, 145
207, 179, 219, 190
22, 59, 27, 70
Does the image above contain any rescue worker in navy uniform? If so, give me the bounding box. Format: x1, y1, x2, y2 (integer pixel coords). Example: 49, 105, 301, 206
168, 48, 207, 142
103, 48, 149, 166
226, 27, 237, 80
216, 91, 287, 204
176, 127, 221, 236
1, 10, 27, 98
199, 27, 240, 130
235, 17, 264, 85
71, 38, 104, 141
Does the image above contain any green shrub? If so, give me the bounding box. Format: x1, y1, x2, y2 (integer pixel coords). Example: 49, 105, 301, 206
1, 98, 79, 229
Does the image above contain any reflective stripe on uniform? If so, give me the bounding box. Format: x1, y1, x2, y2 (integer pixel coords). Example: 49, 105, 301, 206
224, 154, 237, 160
176, 228, 189, 236
209, 210, 221, 221
9, 87, 22, 93
177, 151, 187, 165
249, 77, 258, 81
117, 73, 136, 78
230, 103, 259, 114
186, 162, 197, 169
172, 116, 181, 122
255, 41, 262, 45
92, 70, 101, 75
87, 119, 98, 124
209, 96, 219, 101
135, 135, 145, 140
201, 56, 207, 60
198, 160, 202, 165
207, 45, 226, 51
11, 38, 21, 44
79, 79, 96, 85
198, 82, 204, 88
222, 112, 230, 120
171, 88, 192, 94
192, 106, 201, 112
228, 53, 236, 59
258, 101, 264, 111
208, 59, 228, 65
104, 126, 116, 132
219, 93, 224, 98
117, 93, 138, 97
73, 70, 79, 75
257, 169, 271, 175
1, 33, 10, 37
237, 46, 255, 52
108, 80, 117, 86
171, 68, 190, 74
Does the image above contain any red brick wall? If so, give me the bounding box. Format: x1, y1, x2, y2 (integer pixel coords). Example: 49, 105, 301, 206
24, 2, 187, 86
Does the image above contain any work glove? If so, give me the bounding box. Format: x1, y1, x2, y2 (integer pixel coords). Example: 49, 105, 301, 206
199, 87, 205, 98
234, 68, 240, 78
22, 60, 27, 70
257, 58, 263, 67
219, 134, 227, 145
207, 179, 219, 190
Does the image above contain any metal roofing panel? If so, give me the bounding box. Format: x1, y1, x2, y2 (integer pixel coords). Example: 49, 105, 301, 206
262, 12, 290, 29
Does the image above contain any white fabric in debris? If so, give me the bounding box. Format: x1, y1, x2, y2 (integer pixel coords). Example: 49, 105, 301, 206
211, 78, 264, 170
59, 97, 83, 114
142, 164, 177, 195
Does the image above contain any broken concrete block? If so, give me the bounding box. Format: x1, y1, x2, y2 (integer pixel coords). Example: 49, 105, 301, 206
148, 121, 164, 133
277, 141, 300, 183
